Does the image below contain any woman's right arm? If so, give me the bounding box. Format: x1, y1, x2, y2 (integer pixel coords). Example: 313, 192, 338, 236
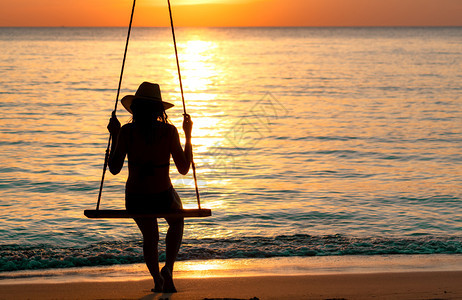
107, 113, 127, 175
171, 114, 193, 175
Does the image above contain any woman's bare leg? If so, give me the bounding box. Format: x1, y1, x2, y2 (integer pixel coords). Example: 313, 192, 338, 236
165, 217, 184, 270
162, 216, 184, 292
134, 217, 163, 291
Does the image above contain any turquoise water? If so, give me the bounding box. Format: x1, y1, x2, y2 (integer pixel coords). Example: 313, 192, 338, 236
0, 27, 461, 272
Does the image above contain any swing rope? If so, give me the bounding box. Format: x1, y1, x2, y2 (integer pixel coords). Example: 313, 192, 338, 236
95, 0, 202, 211
167, 0, 201, 209
96, 0, 137, 211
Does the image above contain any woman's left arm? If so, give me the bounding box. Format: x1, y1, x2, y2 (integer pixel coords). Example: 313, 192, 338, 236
107, 113, 127, 175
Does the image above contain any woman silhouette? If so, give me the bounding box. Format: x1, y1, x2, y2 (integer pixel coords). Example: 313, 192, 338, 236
107, 82, 192, 293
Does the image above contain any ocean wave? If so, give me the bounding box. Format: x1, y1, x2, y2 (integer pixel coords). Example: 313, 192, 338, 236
1, 234, 460, 272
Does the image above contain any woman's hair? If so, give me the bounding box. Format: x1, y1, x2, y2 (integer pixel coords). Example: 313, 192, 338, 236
130, 99, 170, 143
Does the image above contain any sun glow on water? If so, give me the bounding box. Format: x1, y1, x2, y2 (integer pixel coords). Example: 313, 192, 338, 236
169, 39, 227, 154
176, 40, 219, 94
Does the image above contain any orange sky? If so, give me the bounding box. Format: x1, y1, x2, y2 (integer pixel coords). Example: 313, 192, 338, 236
1, 0, 461, 27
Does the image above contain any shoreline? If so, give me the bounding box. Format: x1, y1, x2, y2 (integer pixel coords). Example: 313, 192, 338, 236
1, 254, 462, 299
1, 271, 461, 300
1, 254, 461, 285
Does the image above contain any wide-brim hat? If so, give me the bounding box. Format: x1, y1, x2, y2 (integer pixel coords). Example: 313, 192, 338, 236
121, 82, 174, 114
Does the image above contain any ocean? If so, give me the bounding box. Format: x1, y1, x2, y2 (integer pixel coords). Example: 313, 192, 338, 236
0, 27, 461, 280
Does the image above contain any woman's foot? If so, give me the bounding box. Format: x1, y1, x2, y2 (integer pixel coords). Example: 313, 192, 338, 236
160, 266, 177, 293
151, 275, 164, 293
151, 283, 163, 293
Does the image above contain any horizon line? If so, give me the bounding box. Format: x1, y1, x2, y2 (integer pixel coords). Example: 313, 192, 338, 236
1, 25, 462, 28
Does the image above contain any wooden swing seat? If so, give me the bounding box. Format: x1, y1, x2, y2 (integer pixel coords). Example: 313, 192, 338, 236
84, 208, 211, 219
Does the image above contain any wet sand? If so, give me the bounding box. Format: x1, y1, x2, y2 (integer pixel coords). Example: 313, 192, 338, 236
1, 271, 461, 299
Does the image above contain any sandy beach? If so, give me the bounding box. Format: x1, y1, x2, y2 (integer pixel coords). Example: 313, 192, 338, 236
1, 271, 461, 300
